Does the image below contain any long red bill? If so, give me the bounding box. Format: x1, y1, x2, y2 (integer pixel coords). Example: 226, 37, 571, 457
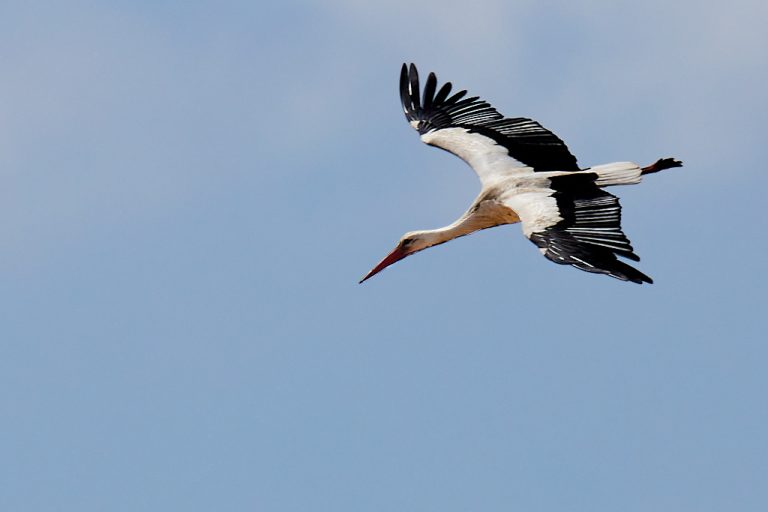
359, 246, 408, 283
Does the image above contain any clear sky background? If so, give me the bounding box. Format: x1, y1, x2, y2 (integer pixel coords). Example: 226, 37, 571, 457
1, 1, 767, 510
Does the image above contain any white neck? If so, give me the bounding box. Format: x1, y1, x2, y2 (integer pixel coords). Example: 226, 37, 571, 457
411, 201, 519, 250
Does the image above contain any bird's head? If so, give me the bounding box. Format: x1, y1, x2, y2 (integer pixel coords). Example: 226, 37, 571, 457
359, 231, 433, 283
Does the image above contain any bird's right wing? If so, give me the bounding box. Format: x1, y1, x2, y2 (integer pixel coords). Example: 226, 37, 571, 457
400, 63, 580, 187
503, 173, 652, 283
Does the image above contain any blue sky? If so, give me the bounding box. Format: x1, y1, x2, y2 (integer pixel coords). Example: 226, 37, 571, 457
1, 1, 767, 510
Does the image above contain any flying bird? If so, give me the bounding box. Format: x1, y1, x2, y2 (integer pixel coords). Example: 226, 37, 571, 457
361, 63, 682, 284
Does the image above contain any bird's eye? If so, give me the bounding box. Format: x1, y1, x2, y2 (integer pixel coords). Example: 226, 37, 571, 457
401, 239, 413, 247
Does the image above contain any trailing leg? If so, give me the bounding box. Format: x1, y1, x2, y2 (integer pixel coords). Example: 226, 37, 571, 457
642, 157, 683, 175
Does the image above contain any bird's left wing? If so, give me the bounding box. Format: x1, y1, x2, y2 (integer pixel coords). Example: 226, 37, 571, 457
400, 63, 580, 186
504, 173, 652, 283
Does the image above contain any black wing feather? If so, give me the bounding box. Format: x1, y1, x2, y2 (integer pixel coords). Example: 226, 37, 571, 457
400, 63, 580, 173
433, 80, 453, 105
422, 72, 437, 111
528, 173, 652, 284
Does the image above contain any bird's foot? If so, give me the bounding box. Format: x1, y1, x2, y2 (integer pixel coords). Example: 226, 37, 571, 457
641, 157, 683, 175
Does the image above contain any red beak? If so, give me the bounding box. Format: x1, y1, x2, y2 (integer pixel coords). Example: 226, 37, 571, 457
359, 246, 408, 283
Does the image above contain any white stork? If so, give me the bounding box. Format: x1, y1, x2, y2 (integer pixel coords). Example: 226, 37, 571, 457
361, 63, 682, 284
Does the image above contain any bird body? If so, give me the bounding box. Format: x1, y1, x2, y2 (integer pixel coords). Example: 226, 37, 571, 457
360, 64, 682, 284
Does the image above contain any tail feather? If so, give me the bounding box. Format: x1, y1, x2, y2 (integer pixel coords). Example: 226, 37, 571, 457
590, 162, 643, 186
588, 157, 683, 187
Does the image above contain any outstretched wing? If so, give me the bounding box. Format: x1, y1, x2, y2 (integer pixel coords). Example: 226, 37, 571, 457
508, 173, 652, 284
400, 63, 580, 186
